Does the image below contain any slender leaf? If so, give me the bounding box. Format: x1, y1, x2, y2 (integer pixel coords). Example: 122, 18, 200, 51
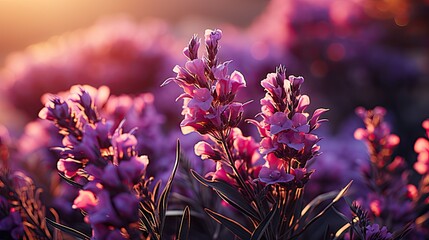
139, 208, 156, 237
331, 206, 352, 225
290, 181, 353, 239
334, 222, 351, 239
177, 206, 191, 240
152, 180, 162, 203
191, 169, 260, 220
301, 191, 339, 217
205, 208, 251, 240
157, 140, 181, 237
392, 222, 413, 240
46, 218, 90, 240
58, 172, 84, 189
250, 205, 278, 240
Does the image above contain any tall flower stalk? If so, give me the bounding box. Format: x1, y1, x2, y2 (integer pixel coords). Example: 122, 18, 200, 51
165, 29, 349, 239
39, 85, 181, 239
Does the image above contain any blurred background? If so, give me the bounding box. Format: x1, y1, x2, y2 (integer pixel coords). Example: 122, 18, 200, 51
0, 0, 266, 65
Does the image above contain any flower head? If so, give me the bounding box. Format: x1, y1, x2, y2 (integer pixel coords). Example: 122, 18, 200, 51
163, 29, 247, 139
250, 66, 327, 186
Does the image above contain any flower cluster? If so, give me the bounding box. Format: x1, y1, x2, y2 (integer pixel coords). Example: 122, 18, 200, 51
352, 107, 417, 237
195, 127, 262, 185
248, 66, 328, 186
164, 29, 349, 240
163, 29, 261, 200
163, 29, 247, 138
39, 85, 149, 238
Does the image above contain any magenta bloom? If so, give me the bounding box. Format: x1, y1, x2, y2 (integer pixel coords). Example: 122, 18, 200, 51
202, 128, 263, 185
414, 119, 429, 175
259, 153, 294, 184
163, 29, 247, 138
249, 66, 327, 186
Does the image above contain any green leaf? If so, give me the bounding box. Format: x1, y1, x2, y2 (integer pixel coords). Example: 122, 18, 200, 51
205, 208, 251, 240
157, 140, 181, 238
46, 217, 90, 239
177, 206, 191, 240
191, 169, 260, 220
250, 205, 278, 240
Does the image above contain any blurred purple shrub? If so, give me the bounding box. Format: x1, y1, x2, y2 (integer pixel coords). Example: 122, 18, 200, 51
347, 107, 429, 239
353, 107, 413, 228
243, 0, 428, 160
0, 16, 180, 123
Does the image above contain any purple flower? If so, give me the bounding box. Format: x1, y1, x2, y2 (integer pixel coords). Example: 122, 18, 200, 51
0, 197, 24, 240
201, 127, 263, 185
164, 29, 247, 139
250, 66, 327, 187
259, 153, 294, 184
365, 224, 392, 240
